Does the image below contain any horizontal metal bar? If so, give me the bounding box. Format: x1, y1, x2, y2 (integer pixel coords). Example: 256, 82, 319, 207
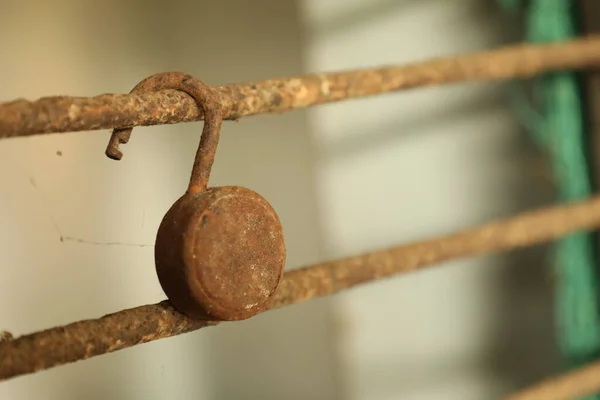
3, 196, 600, 381
3, 36, 600, 138
505, 359, 600, 400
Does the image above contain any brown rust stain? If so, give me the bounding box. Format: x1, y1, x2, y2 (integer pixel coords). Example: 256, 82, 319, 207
104, 73, 287, 322
3, 37, 600, 137
5, 194, 600, 381
0, 302, 214, 379
155, 186, 286, 321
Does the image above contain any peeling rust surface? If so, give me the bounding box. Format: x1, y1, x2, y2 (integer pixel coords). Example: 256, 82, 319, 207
2, 37, 600, 138
155, 186, 286, 321
0, 301, 215, 380
103, 72, 222, 195
4, 195, 600, 381
105, 72, 218, 162
103, 72, 287, 322
0, 332, 13, 342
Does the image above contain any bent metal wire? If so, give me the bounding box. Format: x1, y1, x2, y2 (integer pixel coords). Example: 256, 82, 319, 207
3, 36, 600, 400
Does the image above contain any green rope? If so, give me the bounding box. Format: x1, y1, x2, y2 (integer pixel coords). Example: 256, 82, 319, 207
497, 0, 600, 395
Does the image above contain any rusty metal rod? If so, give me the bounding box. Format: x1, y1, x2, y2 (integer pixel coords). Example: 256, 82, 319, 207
3, 36, 600, 138
505, 359, 600, 400
3, 197, 600, 381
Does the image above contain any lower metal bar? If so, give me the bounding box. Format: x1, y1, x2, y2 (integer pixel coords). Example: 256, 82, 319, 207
3, 196, 600, 381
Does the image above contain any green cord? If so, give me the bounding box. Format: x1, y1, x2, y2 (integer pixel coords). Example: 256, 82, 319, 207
498, 0, 600, 395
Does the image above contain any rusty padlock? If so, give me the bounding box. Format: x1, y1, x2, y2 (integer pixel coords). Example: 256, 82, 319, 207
106, 72, 286, 321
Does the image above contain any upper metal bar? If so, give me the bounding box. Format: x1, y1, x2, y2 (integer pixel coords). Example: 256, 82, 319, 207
3, 36, 600, 138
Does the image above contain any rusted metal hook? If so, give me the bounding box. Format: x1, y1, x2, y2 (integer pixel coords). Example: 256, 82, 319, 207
106, 72, 286, 321
105, 72, 221, 194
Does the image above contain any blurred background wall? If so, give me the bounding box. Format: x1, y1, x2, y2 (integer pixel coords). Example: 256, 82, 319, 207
300, 0, 558, 399
0, 1, 558, 399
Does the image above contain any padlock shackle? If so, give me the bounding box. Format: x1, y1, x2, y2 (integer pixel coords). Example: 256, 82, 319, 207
105, 72, 223, 193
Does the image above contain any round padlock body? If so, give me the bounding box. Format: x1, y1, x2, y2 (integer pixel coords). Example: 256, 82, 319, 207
155, 186, 286, 321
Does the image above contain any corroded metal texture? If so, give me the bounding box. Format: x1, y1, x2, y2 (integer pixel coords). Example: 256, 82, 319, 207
104, 72, 222, 194
3, 36, 600, 138
0, 301, 214, 381
105, 72, 287, 321
105, 72, 219, 166
155, 186, 285, 321
4, 195, 600, 381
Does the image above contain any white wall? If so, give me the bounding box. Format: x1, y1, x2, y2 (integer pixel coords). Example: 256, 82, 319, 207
300, 1, 559, 399
0, 1, 338, 399
0, 1, 565, 399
